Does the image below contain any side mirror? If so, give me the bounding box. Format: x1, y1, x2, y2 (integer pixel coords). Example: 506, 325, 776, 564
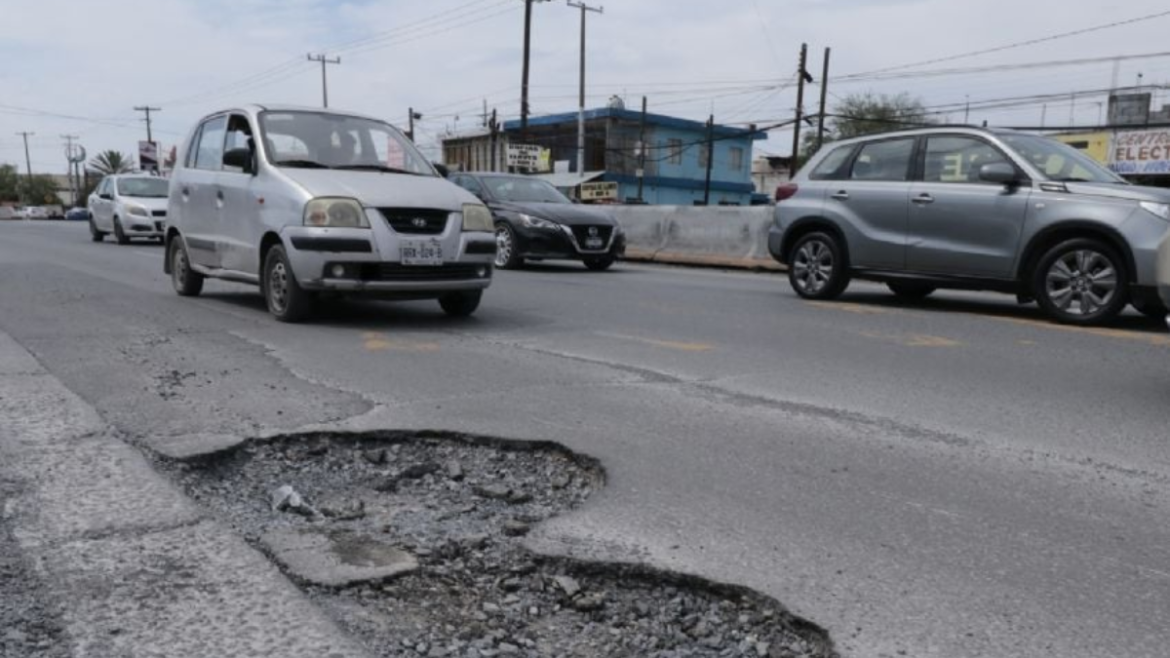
99, 193, 113, 200
224, 148, 255, 174
979, 162, 1020, 185
433, 163, 451, 178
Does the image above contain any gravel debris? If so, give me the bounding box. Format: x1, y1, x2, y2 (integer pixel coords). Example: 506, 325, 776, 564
161, 432, 835, 658
0, 480, 69, 658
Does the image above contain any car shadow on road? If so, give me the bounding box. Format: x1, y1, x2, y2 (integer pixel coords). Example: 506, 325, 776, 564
837, 290, 1169, 334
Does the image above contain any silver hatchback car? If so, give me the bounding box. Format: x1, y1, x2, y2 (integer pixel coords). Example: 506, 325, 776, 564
769, 127, 1170, 326
165, 105, 496, 322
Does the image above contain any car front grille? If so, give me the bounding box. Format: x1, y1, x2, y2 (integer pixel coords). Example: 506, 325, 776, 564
151, 210, 167, 218
380, 208, 449, 235
359, 264, 487, 282
570, 225, 614, 246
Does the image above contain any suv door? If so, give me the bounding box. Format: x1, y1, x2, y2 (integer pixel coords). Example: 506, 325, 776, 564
906, 135, 1031, 278
828, 137, 916, 269
218, 113, 262, 274
182, 115, 228, 267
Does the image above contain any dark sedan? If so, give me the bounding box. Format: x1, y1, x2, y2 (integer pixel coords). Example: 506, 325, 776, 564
449, 172, 625, 270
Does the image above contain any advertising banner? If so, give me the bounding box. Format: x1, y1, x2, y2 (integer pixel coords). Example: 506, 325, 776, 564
1110, 129, 1170, 176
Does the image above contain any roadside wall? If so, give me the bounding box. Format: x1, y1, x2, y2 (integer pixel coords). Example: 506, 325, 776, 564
613, 205, 781, 271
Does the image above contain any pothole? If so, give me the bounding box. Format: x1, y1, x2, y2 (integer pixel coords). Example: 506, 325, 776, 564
160, 431, 836, 658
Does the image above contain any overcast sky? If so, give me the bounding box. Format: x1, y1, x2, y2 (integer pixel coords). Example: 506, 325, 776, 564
3, 0, 1170, 173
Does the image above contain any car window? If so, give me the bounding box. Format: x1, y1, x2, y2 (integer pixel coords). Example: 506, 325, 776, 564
117, 178, 169, 198
223, 114, 255, 174
258, 111, 436, 175
809, 145, 854, 180
850, 138, 915, 181
480, 176, 571, 204
97, 178, 110, 196
998, 133, 1123, 183
455, 176, 485, 196
193, 116, 228, 171
184, 125, 203, 169
923, 136, 1013, 184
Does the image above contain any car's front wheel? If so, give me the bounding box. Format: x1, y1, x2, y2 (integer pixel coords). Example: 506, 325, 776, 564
1032, 238, 1128, 326
113, 218, 130, 245
439, 290, 482, 317
170, 237, 204, 297
787, 231, 850, 300
887, 281, 936, 301
89, 218, 105, 242
263, 245, 314, 322
494, 223, 523, 269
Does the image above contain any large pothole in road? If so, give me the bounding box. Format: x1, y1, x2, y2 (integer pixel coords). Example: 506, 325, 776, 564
161, 431, 835, 658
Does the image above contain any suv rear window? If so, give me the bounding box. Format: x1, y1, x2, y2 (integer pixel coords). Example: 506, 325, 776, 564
809, 145, 853, 180
850, 138, 915, 181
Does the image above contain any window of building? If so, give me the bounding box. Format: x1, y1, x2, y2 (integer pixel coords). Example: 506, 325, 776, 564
698, 143, 709, 168
729, 147, 744, 171
666, 139, 683, 165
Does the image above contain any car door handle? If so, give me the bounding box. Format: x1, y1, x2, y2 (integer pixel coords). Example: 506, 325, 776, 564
912, 193, 935, 204
831, 191, 850, 201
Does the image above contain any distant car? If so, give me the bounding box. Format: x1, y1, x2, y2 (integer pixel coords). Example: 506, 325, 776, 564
24, 206, 47, 220
87, 174, 169, 244
40, 204, 64, 219
64, 207, 90, 222
1158, 231, 1170, 330
769, 126, 1170, 326
449, 172, 626, 270
0, 206, 16, 221
164, 104, 495, 322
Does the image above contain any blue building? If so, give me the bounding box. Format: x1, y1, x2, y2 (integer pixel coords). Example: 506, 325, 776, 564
442, 106, 767, 206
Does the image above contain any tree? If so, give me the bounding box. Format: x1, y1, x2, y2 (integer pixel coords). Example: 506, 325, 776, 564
802, 92, 934, 160
19, 175, 62, 205
0, 164, 19, 203
89, 150, 135, 175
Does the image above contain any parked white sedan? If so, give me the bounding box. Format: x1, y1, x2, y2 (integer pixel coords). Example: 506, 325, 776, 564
88, 175, 169, 244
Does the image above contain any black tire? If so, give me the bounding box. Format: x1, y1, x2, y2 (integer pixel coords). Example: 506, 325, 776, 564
439, 290, 482, 317
263, 244, 314, 322
113, 218, 130, 245
1032, 238, 1129, 326
887, 281, 937, 301
494, 223, 523, 270
1132, 297, 1168, 320
584, 256, 615, 271
169, 238, 204, 297
787, 231, 850, 300
89, 219, 105, 242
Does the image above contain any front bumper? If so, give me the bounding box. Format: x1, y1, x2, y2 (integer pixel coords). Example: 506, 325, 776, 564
124, 216, 166, 237
515, 224, 626, 260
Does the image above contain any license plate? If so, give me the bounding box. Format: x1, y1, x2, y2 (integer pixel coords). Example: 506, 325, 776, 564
399, 239, 443, 265
585, 237, 604, 249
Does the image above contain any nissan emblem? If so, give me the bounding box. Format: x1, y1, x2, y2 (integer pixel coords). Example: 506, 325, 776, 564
588, 226, 599, 237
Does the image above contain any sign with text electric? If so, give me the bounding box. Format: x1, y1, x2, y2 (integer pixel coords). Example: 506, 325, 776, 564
1110, 129, 1170, 176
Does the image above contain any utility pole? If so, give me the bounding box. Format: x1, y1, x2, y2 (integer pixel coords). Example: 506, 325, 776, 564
791, 43, 809, 176
1040, 104, 1047, 128
567, 0, 603, 175
703, 115, 714, 206
519, 0, 550, 139
61, 134, 79, 205
490, 109, 499, 171
307, 53, 341, 108
964, 95, 970, 124
15, 131, 33, 204
133, 106, 161, 145
407, 108, 422, 142
815, 47, 831, 151
637, 96, 647, 202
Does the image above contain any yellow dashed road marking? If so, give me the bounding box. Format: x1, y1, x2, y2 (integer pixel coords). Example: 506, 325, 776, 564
860, 332, 963, 348
597, 332, 715, 352
994, 317, 1170, 347
362, 332, 442, 353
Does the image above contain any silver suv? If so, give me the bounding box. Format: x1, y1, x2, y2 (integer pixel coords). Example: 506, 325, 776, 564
165, 105, 496, 322
768, 127, 1170, 326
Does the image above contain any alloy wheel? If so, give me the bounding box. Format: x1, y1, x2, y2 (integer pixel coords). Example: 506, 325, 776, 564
792, 239, 834, 295
1044, 249, 1117, 317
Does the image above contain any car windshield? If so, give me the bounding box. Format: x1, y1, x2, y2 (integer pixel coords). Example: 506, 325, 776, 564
999, 134, 1126, 184
117, 178, 169, 198
481, 176, 571, 204
258, 111, 436, 176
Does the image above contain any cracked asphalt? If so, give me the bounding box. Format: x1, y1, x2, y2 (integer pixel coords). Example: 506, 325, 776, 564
2, 220, 1169, 657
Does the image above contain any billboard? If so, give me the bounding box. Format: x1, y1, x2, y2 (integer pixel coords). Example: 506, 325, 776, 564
1107, 93, 1151, 127
1110, 129, 1170, 176
506, 144, 551, 172
138, 141, 158, 172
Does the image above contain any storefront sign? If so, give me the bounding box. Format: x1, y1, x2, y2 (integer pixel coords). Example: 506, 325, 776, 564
579, 181, 618, 201
1110, 129, 1170, 175
506, 144, 550, 171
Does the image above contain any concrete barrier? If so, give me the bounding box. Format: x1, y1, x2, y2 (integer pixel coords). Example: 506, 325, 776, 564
611, 206, 782, 271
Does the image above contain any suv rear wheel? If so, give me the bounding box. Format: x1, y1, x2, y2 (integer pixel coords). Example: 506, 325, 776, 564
788, 232, 850, 300
1032, 238, 1128, 326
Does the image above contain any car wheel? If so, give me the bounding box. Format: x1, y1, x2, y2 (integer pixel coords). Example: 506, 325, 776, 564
263, 244, 314, 322
787, 231, 850, 300
113, 218, 130, 245
584, 256, 615, 271
89, 219, 105, 242
887, 281, 936, 300
439, 290, 482, 317
170, 238, 204, 297
494, 224, 522, 269
1032, 238, 1128, 326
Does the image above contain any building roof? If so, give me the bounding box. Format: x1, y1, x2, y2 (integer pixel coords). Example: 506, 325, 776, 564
503, 107, 767, 141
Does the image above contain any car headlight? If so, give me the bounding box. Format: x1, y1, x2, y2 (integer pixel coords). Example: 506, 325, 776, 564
518, 213, 558, 230
461, 203, 494, 232
304, 198, 369, 228
126, 204, 149, 217
1140, 201, 1170, 222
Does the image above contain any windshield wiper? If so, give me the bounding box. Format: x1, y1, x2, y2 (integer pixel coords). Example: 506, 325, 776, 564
333, 164, 424, 175
273, 159, 332, 169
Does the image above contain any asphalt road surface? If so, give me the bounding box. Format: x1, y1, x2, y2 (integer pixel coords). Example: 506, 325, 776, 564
2, 219, 1169, 658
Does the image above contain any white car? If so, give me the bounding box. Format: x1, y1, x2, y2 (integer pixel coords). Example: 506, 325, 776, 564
24, 206, 47, 220
164, 104, 496, 322
88, 174, 169, 244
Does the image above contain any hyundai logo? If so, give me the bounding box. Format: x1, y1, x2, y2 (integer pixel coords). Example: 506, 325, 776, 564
411, 218, 428, 228
587, 226, 599, 237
